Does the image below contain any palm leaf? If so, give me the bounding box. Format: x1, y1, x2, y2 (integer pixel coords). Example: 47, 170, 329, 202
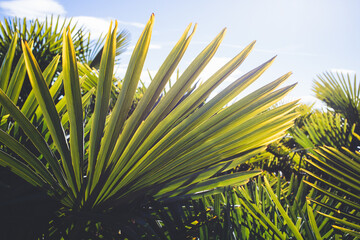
0, 15, 298, 237
314, 72, 360, 150
62, 27, 84, 190
22, 41, 76, 194
0, 32, 17, 91
302, 137, 360, 236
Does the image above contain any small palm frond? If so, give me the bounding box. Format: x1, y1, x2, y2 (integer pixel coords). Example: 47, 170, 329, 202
233, 172, 344, 239
314, 72, 359, 132
0, 16, 89, 68
87, 29, 130, 69
302, 140, 360, 237
293, 112, 355, 152
136, 172, 341, 239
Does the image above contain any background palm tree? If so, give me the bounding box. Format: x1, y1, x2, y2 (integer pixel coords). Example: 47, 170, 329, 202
225, 72, 360, 239
295, 73, 360, 238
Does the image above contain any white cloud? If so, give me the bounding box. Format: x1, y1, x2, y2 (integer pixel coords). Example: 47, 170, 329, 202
251, 48, 318, 57
65, 16, 146, 41
123, 44, 162, 56
0, 1, 109, 40
114, 64, 127, 78
149, 44, 162, 50
220, 42, 318, 57
330, 69, 356, 75
299, 95, 326, 110
140, 70, 157, 86
0, 0, 66, 18
117, 20, 145, 28
72, 16, 111, 40
0, 0, 145, 41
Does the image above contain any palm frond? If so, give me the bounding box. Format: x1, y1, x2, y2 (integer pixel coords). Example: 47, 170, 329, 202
302, 143, 360, 236
0, 15, 297, 237
314, 72, 360, 151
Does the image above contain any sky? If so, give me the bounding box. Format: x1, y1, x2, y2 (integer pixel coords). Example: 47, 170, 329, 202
0, 0, 359, 107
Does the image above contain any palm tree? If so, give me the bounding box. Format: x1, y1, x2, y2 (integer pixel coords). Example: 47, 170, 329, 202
0, 14, 297, 238
294, 72, 360, 238
204, 71, 360, 240
0, 16, 130, 239
262, 72, 360, 239
0, 16, 129, 105
314, 72, 360, 151
0, 16, 89, 106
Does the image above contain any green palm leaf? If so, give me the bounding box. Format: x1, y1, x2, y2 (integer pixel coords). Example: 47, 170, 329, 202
0, 15, 298, 236
87, 21, 118, 193
314, 72, 360, 150
0, 32, 18, 91
0, 88, 69, 194
293, 112, 355, 152
62, 27, 84, 190
22, 41, 76, 194
302, 140, 360, 236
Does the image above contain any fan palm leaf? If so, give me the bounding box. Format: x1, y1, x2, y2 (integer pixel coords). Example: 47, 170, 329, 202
293, 112, 355, 153
0, 15, 297, 236
314, 72, 360, 151
303, 140, 360, 236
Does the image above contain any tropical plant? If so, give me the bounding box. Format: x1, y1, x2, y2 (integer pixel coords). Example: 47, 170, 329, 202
0, 16, 129, 105
0, 16, 130, 145
243, 104, 314, 178
0, 16, 88, 68
293, 112, 355, 153
0, 16, 88, 108
303, 141, 360, 238
287, 72, 360, 239
0, 14, 298, 238
314, 72, 360, 151
122, 172, 343, 239
249, 72, 359, 181
215, 71, 360, 240
0, 16, 129, 239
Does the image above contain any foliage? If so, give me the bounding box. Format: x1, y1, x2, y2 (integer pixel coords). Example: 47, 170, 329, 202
0, 16, 129, 106
314, 72, 359, 127
314, 72, 360, 151
1, 13, 358, 240
224, 71, 360, 240
246, 104, 314, 178
303, 142, 360, 237
250, 72, 359, 176
0, 16, 88, 69
293, 112, 355, 152
270, 72, 360, 239
0, 16, 89, 108
0, 16, 130, 239
0, 14, 298, 238
120, 172, 351, 239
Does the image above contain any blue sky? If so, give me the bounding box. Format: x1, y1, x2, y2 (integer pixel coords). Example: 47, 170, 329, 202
0, 0, 359, 107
